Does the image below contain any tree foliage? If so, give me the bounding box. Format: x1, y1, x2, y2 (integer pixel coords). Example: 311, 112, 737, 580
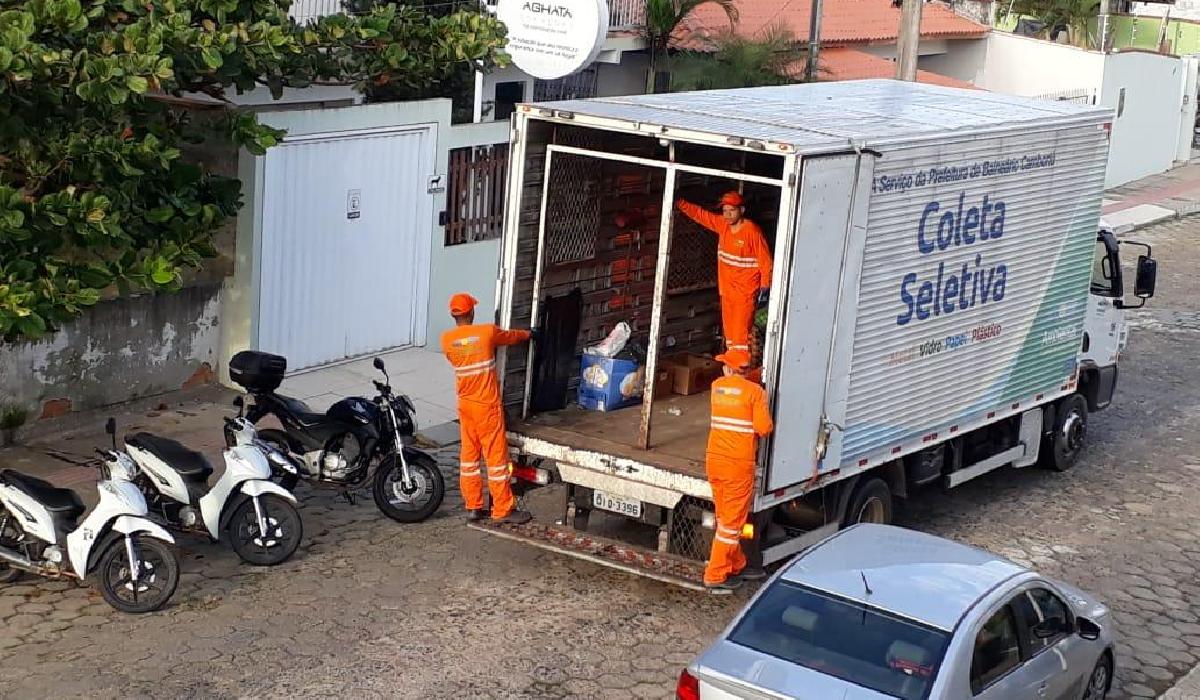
640, 0, 737, 93
1001, 0, 1100, 47
669, 25, 810, 92
0, 0, 507, 339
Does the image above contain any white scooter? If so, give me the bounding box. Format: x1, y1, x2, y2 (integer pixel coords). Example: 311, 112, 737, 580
0, 419, 180, 613
123, 417, 303, 566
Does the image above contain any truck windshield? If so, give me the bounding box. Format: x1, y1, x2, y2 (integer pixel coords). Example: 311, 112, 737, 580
728, 581, 950, 700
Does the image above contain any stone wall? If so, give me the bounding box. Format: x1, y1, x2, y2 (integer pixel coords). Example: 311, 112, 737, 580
0, 284, 222, 421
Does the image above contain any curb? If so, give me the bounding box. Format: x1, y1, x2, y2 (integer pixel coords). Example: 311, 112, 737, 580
1108, 202, 1200, 237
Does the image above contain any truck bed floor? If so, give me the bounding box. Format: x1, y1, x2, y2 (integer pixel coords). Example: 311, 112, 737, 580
468, 518, 708, 591
511, 393, 709, 479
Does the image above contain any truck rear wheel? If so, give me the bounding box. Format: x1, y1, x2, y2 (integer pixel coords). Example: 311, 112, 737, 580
1041, 394, 1088, 472
842, 478, 893, 527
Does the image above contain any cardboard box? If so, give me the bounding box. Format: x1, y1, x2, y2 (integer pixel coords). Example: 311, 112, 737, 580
578, 353, 644, 412
652, 366, 674, 398
662, 353, 722, 396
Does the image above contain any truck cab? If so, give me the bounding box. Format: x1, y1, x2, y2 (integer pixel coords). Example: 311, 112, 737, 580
1080, 226, 1157, 410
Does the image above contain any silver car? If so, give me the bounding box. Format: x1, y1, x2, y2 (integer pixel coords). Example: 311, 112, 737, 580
680, 524, 1114, 700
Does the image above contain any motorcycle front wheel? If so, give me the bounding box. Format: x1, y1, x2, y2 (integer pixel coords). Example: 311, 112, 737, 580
372, 452, 444, 523
97, 535, 180, 613
227, 494, 303, 566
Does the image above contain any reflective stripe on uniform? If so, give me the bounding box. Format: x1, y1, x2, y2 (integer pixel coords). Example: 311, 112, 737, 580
711, 423, 755, 434
454, 359, 497, 377
718, 252, 758, 268
487, 464, 511, 482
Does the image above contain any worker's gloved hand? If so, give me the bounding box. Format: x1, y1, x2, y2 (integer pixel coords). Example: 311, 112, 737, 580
755, 288, 770, 308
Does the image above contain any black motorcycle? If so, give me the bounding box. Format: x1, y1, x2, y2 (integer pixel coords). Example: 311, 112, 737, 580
229, 351, 445, 523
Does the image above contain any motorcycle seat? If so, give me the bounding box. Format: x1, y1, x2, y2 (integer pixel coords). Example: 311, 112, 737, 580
0, 470, 86, 520
277, 395, 328, 428
125, 433, 214, 481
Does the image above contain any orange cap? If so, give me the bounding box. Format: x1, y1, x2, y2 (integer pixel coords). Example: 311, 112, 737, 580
449, 293, 478, 317
720, 191, 745, 208
715, 350, 751, 370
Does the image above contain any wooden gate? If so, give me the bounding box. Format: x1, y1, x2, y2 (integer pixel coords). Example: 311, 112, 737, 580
444, 143, 509, 245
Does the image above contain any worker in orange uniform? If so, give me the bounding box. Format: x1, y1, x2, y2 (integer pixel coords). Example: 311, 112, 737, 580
441, 293, 535, 524
676, 192, 773, 355
704, 349, 774, 593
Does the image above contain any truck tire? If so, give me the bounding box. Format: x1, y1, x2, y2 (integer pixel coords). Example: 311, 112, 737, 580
842, 478, 893, 527
1041, 394, 1088, 472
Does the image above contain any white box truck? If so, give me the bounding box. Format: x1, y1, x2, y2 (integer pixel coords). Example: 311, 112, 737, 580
475, 81, 1157, 589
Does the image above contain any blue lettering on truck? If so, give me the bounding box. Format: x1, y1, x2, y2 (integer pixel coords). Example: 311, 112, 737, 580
896, 191, 1008, 326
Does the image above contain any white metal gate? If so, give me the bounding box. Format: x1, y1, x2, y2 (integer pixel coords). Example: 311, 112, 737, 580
257, 127, 434, 370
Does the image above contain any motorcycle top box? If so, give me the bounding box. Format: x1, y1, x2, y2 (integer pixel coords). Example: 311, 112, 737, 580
230, 351, 287, 392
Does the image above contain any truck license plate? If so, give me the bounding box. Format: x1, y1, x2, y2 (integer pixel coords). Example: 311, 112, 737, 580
592, 490, 642, 518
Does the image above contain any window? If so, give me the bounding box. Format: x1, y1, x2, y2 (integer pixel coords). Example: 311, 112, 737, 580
493, 81, 525, 122
728, 582, 950, 700
1015, 588, 1072, 654
1091, 232, 1123, 298
971, 606, 1021, 694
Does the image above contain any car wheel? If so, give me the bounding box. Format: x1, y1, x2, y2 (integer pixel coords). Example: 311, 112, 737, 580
1083, 654, 1112, 700
842, 477, 893, 527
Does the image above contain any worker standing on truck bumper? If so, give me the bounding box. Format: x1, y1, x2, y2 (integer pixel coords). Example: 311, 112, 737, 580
676, 192, 773, 354
704, 350, 774, 592
441, 293, 534, 524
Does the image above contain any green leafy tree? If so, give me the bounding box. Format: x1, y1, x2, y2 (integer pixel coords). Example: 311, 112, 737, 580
0, 0, 507, 340
1001, 0, 1100, 47
641, 0, 738, 93
668, 25, 813, 92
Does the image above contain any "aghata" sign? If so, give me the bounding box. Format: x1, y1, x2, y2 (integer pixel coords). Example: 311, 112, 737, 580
495, 0, 608, 80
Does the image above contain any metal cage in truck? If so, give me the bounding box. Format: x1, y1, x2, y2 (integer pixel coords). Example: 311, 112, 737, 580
473, 80, 1155, 589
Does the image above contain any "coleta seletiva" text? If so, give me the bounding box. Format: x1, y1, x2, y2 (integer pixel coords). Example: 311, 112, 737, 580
896, 192, 1008, 326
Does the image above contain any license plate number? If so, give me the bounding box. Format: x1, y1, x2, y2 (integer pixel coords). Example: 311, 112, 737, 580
592, 490, 642, 518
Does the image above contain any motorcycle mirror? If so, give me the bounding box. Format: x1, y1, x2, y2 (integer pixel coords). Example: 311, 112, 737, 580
373, 357, 385, 372
105, 417, 117, 449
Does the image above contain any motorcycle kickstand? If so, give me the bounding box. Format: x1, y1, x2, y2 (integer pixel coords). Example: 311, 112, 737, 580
340, 490, 356, 506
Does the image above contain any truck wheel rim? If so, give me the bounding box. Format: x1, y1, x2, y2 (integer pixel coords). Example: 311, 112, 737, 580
1062, 412, 1085, 452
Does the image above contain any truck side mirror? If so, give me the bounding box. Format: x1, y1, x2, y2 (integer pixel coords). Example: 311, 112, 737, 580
1134, 255, 1157, 299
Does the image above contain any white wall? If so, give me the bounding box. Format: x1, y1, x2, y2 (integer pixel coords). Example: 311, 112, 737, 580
964, 33, 1185, 188
426, 121, 511, 343
920, 38, 989, 82
1099, 50, 1186, 186
972, 33, 1106, 95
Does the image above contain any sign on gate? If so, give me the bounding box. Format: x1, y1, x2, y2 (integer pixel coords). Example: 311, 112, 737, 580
495, 0, 608, 80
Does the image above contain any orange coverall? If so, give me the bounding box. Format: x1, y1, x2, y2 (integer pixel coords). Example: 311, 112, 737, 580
676, 200, 773, 354
704, 374, 774, 585
441, 324, 531, 519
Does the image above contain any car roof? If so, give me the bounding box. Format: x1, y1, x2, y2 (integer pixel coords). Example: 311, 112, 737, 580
781, 524, 1028, 631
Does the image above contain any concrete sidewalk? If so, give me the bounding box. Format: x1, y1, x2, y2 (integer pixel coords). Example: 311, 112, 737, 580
1103, 159, 1200, 234
278, 346, 458, 439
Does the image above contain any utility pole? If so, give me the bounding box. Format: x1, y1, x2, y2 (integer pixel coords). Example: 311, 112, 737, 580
896, 0, 922, 81
805, 0, 824, 82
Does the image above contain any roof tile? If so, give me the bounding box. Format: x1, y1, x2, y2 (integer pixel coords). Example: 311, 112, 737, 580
675, 0, 987, 50
801, 47, 978, 88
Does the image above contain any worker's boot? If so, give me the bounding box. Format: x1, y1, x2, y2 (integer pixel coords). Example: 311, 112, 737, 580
703, 578, 743, 595
500, 509, 532, 525
733, 567, 767, 582
465, 509, 490, 522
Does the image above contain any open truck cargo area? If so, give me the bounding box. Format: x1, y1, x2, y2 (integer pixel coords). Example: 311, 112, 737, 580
481, 80, 1157, 588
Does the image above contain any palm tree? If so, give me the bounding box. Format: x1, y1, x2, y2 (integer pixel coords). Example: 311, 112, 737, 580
668, 25, 816, 92
641, 0, 739, 93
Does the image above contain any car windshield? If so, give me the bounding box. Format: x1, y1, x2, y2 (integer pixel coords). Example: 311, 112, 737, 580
728, 581, 951, 700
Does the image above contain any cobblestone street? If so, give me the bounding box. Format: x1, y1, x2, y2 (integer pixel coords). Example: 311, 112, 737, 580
1, 218, 1199, 699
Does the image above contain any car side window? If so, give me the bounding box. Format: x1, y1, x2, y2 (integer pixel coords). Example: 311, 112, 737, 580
1016, 588, 1073, 654
971, 605, 1021, 695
